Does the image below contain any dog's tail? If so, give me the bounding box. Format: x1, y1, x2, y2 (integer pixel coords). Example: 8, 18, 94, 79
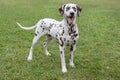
16, 22, 36, 30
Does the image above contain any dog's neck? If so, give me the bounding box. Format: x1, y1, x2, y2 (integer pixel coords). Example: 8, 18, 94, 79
61, 18, 76, 35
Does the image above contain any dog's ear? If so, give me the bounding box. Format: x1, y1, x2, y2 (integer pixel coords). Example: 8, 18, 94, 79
59, 4, 66, 16
76, 5, 82, 17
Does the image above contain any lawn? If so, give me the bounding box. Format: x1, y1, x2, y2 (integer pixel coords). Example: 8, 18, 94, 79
0, 0, 120, 80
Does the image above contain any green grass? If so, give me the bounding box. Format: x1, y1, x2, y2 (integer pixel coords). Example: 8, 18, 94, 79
0, 0, 120, 80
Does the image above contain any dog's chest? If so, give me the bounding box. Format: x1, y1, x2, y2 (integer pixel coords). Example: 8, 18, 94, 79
57, 25, 79, 45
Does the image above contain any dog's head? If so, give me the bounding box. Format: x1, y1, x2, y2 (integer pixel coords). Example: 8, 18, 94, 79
59, 3, 82, 25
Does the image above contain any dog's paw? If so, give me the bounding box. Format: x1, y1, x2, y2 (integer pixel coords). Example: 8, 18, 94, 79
46, 53, 51, 56
70, 63, 75, 68
62, 68, 67, 73
45, 51, 51, 56
27, 56, 32, 61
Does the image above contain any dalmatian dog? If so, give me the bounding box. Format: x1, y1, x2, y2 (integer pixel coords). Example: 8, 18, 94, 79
16, 3, 82, 73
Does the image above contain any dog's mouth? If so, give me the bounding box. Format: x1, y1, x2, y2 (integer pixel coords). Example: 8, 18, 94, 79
67, 16, 75, 25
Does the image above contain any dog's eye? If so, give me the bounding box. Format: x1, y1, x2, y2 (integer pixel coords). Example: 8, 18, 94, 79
66, 7, 70, 11
72, 7, 76, 12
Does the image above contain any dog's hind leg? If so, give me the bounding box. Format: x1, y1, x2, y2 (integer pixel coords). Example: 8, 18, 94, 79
27, 28, 45, 60
43, 34, 52, 56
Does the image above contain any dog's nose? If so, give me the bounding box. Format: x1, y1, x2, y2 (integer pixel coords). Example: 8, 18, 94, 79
70, 12, 74, 16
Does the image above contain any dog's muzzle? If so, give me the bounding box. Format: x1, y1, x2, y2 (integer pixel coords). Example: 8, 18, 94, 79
66, 12, 75, 25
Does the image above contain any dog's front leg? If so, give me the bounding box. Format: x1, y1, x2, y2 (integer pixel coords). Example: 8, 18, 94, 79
70, 44, 76, 67
59, 45, 67, 73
